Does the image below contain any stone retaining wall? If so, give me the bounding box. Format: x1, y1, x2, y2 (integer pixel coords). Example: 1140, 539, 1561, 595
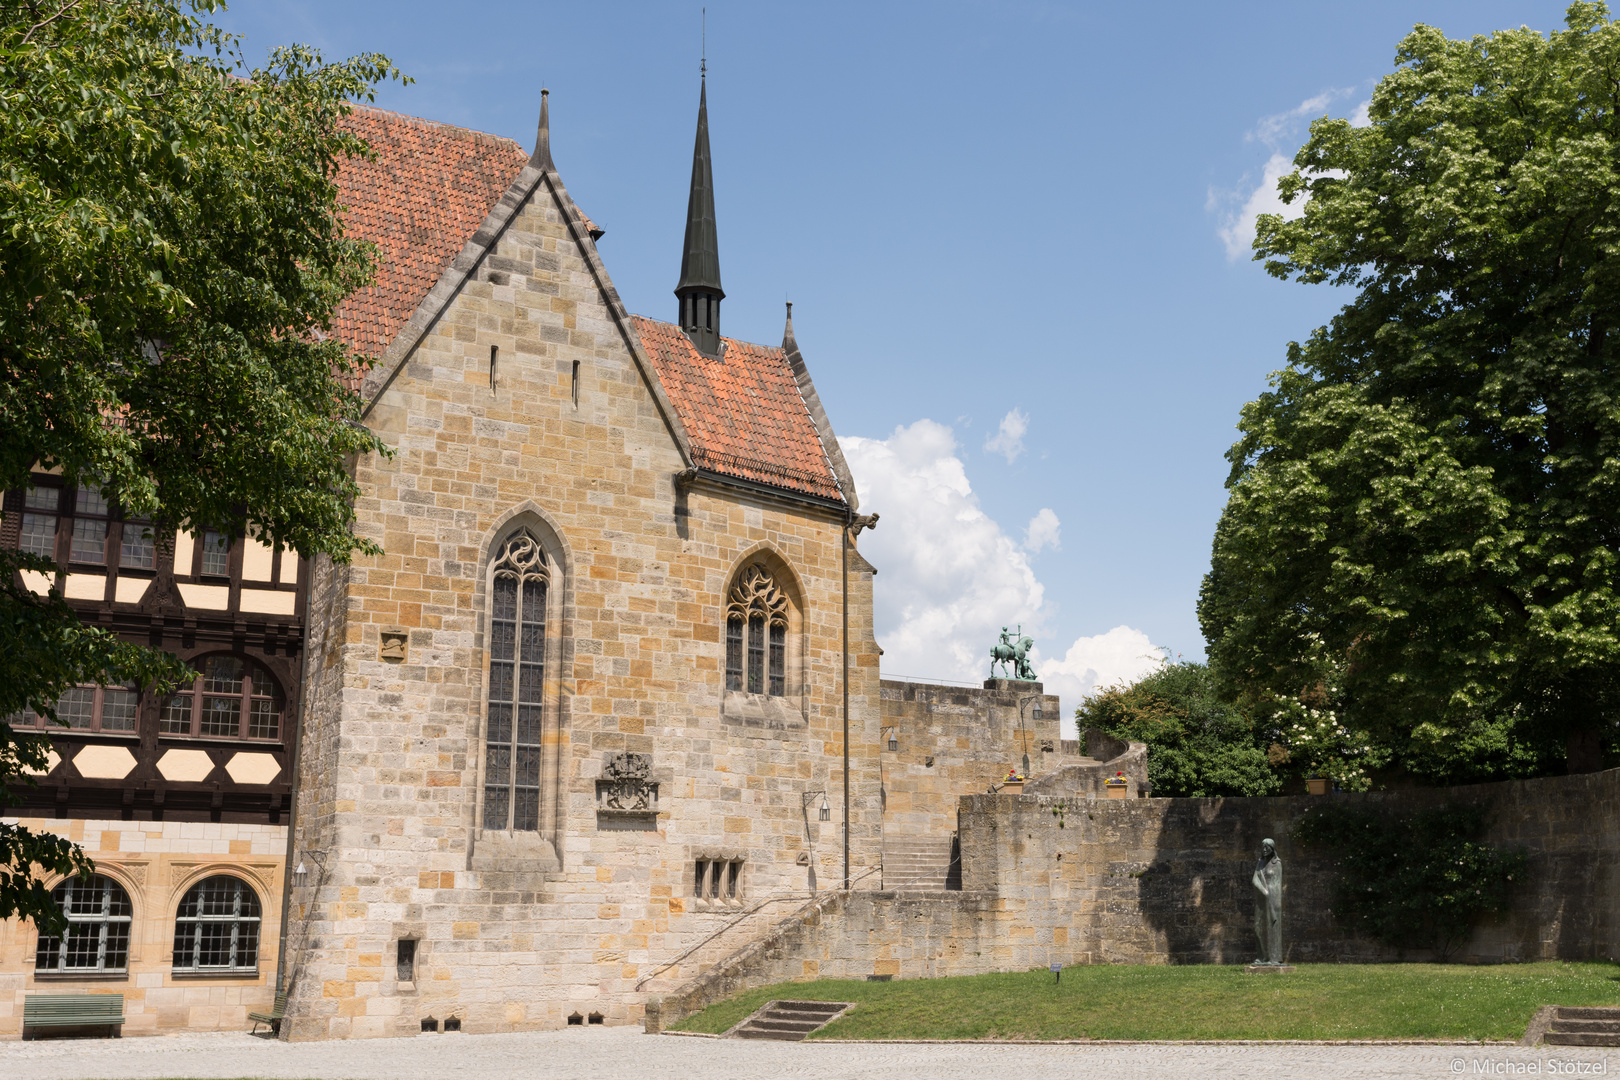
649, 768, 1620, 1027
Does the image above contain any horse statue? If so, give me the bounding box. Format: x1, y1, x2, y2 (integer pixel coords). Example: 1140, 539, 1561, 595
990, 625, 1037, 680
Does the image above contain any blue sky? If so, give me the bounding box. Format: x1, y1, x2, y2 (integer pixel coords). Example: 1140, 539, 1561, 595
214, 0, 1583, 721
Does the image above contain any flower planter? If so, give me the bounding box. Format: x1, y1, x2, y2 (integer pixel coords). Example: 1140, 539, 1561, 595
1306, 777, 1330, 796
1104, 783, 1128, 800
1003, 781, 1024, 794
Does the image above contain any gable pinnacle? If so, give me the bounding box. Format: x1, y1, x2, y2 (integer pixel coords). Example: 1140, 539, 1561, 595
530, 88, 553, 170
783, 301, 797, 352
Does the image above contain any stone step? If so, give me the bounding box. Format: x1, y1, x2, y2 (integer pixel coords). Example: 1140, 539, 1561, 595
768, 1003, 846, 1018
1551, 1019, 1620, 1034
1545, 1032, 1620, 1047
728, 1000, 855, 1042
1557, 1008, 1620, 1020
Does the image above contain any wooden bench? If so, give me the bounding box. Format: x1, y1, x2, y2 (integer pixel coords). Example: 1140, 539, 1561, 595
22, 993, 125, 1039
248, 991, 287, 1035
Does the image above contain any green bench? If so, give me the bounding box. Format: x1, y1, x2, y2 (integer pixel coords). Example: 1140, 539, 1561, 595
248, 991, 287, 1035
22, 993, 125, 1039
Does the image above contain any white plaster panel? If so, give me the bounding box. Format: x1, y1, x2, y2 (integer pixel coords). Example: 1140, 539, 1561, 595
157, 748, 216, 782
239, 588, 295, 616
73, 744, 137, 780
242, 536, 274, 581
172, 529, 194, 573
21, 749, 61, 776
114, 576, 151, 604
177, 583, 230, 609
225, 753, 282, 785
20, 569, 54, 595
64, 573, 106, 600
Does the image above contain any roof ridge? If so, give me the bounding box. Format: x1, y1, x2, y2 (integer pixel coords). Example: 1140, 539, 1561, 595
347, 102, 525, 152
628, 314, 784, 355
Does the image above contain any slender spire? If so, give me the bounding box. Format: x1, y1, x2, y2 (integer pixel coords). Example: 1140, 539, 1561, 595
676, 79, 723, 297
782, 301, 797, 352
675, 73, 723, 354
530, 88, 553, 170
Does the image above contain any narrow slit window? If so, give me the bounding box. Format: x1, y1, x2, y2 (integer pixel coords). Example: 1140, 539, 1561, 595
397, 939, 416, 982
571, 360, 580, 408
490, 345, 499, 392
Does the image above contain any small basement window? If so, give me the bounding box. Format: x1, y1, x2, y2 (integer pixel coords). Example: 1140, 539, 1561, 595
567, 1012, 583, 1026
443, 1017, 461, 1032
588, 1012, 604, 1025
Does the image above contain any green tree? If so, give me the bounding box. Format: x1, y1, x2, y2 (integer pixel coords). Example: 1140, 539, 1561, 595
1200, 2, 1620, 782
1076, 661, 1280, 797
0, 1, 398, 931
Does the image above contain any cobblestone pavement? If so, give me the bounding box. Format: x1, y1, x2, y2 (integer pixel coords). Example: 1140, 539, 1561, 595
0, 1028, 1610, 1080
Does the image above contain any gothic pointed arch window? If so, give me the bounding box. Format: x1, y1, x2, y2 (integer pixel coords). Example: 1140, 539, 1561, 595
485, 529, 549, 832
726, 565, 788, 696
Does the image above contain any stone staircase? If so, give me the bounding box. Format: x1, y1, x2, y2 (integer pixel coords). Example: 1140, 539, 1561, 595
729, 1000, 853, 1041
1543, 1007, 1620, 1046
882, 835, 960, 891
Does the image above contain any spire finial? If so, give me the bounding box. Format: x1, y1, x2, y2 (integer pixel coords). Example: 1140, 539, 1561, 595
530, 87, 553, 170
782, 301, 798, 352
701, 7, 706, 79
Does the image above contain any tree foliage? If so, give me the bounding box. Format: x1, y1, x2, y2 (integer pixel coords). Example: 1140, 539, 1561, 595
0, 0, 400, 928
1294, 803, 1527, 960
1200, 3, 1620, 779
1075, 662, 1281, 797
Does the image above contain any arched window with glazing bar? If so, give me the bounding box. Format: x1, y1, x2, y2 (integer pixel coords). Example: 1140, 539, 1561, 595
485, 530, 548, 831
725, 565, 787, 696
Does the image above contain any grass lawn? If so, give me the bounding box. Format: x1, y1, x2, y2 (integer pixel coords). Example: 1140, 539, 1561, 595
672, 962, 1620, 1041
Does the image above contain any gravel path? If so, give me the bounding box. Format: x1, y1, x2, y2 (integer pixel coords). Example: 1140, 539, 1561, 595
0, 1027, 1610, 1080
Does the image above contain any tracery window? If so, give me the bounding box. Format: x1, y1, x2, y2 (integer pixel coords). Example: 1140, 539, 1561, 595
161, 654, 284, 741
485, 530, 548, 832
725, 566, 787, 696
35, 874, 133, 973
172, 875, 260, 973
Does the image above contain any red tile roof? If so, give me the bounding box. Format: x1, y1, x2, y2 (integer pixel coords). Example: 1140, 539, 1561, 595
328, 106, 531, 385
632, 316, 846, 503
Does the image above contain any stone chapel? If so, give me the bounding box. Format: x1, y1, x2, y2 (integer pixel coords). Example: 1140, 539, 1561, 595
1, 78, 1083, 1040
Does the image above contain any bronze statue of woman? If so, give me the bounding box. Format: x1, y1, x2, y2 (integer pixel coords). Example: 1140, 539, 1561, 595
1252, 838, 1283, 965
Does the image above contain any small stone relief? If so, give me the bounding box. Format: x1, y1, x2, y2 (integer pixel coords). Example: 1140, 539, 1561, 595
595, 752, 658, 823
379, 629, 408, 663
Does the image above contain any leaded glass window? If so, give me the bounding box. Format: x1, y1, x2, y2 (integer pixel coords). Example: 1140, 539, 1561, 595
172, 876, 260, 972
161, 655, 283, 740
724, 566, 788, 697
34, 875, 133, 973
485, 530, 548, 832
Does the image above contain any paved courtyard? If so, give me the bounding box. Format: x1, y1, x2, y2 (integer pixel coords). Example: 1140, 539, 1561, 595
0, 1028, 1610, 1080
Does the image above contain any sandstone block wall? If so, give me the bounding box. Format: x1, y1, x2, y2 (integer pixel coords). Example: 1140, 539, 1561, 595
0, 818, 284, 1039
283, 166, 884, 1039
879, 679, 1064, 840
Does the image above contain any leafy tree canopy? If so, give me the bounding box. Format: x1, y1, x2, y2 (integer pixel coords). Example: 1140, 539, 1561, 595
0, 0, 399, 931
1076, 661, 1281, 797
1200, 2, 1620, 781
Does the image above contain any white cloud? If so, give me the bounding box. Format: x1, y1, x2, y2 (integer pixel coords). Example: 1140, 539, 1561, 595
982, 408, 1028, 464
1024, 508, 1061, 553
1214, 152, 1300, 260
1213, 88, 1361, 262
1350, 98, 1371, 127
845, 420, 1046, 684
1032, 625, 1166, 738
